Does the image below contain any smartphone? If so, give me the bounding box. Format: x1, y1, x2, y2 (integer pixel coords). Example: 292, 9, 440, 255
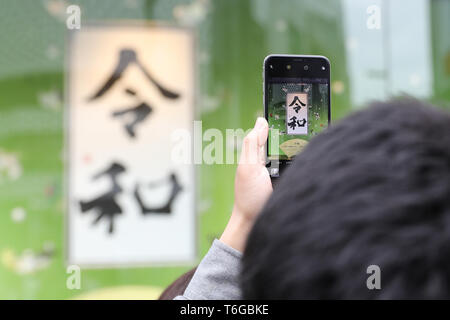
263, 54, 331, 178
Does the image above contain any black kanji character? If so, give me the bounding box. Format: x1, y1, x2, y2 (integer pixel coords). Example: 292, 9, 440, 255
112, 93, 153, 138
79, 162, 126, 234
88, 49, 180, 101
298, 118, 307, 127
289, 95, 306, 110
288, 116, 298, 130
134, 172, 183, 215
288, 116, 307, 131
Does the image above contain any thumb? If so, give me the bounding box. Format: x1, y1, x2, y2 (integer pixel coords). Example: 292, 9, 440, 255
256, 117, 268, 147
255, 117, 268, 165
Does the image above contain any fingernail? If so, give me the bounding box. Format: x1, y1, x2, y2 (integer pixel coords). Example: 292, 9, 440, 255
255, 117, 265, 129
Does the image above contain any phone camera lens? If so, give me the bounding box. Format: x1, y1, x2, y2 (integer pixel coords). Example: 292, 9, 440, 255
304, 65, 309, 71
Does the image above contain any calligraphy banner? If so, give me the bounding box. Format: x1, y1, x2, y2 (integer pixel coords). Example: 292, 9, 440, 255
66, 23, 196, 267
286, 92, 308, 135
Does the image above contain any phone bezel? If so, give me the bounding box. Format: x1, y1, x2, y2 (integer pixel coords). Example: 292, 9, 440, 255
263, 54, 331, 170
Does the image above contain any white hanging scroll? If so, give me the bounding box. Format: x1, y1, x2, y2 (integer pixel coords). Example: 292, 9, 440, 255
66, 23, 196, 267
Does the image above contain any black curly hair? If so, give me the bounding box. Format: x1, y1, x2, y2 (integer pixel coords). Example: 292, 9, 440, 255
242, 99, 450, 299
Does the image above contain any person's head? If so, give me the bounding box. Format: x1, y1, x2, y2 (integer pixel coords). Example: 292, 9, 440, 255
242, 99, 450, 299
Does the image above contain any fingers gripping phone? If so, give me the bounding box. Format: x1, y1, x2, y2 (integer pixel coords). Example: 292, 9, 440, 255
264, 54, 331, 179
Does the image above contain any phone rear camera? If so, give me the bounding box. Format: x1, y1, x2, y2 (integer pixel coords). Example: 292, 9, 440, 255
304, 65, 309, 71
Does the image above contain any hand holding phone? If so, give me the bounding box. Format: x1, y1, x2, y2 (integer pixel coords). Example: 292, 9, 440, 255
220, 117, 272, 253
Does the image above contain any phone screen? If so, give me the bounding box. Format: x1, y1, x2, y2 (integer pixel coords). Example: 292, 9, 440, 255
265, 56, 330, 163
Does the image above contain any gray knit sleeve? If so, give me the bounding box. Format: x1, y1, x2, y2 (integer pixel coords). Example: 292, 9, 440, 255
174, 239, 242, 300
